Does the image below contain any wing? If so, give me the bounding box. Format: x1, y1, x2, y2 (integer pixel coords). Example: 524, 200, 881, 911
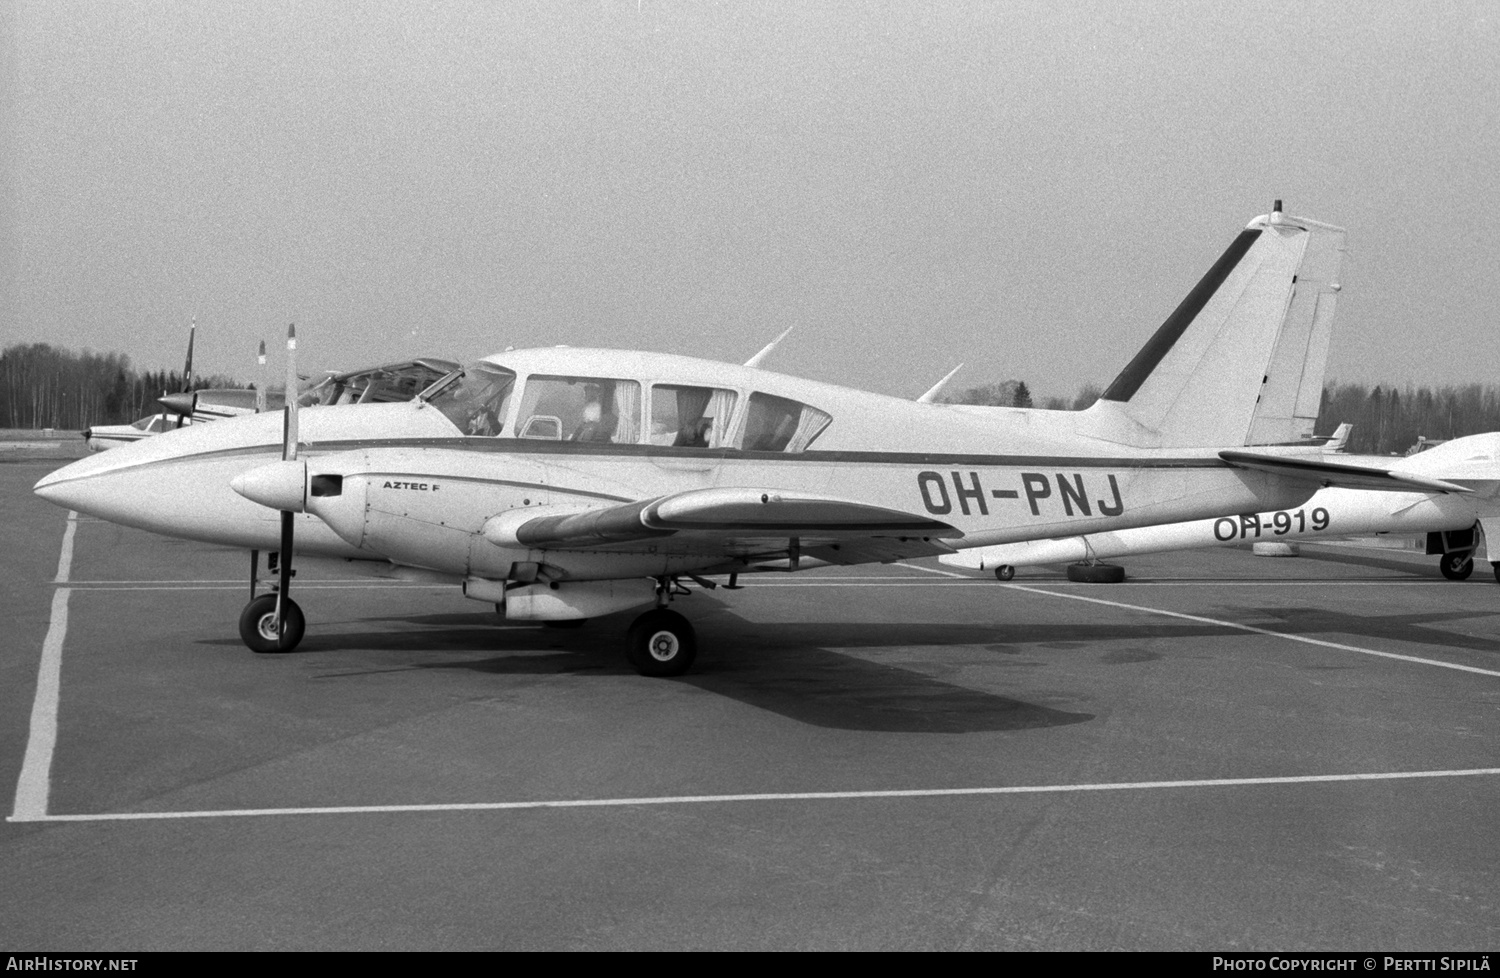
1220, 450, 1472, 494
483, 487, 963, 565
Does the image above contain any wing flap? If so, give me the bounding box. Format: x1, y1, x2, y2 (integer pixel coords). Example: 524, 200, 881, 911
1220, 451, 1472, 494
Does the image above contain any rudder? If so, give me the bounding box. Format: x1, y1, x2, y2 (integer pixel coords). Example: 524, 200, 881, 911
1081, 207, 1346, 449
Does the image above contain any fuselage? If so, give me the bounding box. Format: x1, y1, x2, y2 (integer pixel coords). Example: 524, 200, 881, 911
37, 347, 1325, 580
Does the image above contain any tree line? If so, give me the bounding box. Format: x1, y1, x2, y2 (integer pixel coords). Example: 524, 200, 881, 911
943, 378, 1500, 454
6, 342, 1499, 454
0, 343, 243, 431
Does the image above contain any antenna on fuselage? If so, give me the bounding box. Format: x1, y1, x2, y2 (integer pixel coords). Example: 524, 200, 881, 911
744, 326, 795, 368
917, 364, 964, 404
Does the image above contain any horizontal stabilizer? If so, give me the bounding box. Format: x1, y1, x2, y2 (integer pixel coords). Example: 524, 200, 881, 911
491, 488, 959, 551
1219, 451, 1472, 494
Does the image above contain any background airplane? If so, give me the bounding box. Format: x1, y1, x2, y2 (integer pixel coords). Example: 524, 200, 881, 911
941, 431, 1500, 583
45, 206, 1433, 677
85, 319, 458, 450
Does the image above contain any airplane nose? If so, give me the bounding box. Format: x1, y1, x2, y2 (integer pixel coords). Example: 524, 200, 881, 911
33, 467, 79, 507
158, 392, 195, 416
231, 460, 307, 513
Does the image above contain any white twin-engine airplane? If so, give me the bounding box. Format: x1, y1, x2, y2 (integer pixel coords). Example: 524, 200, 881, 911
941, 431, 1500, 583
37, 206, 1457, 677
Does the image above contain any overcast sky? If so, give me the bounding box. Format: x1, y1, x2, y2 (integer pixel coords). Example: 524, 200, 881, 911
3, 1, 1497, 401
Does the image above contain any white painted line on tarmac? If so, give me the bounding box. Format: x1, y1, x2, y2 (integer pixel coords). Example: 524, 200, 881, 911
730, 579, 1455, 588
12, 766, 1500, 824
64, 583, 446, 592
1008, 584, 1500, 678
899, 562, 970, 578
11, 511, 78, 822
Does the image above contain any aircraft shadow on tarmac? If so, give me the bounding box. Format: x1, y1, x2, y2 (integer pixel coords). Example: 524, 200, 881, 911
1245, 605, 1500, 657
195, 592, 1498, 731
194, 606, 1126, 732
191, 602, 1330, 734
1292, 546, 1470, 577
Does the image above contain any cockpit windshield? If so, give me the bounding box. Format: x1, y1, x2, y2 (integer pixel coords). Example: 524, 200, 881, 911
426, 362, 517, 436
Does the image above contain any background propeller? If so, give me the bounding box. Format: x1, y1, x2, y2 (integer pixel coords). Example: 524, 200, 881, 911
256, 339, 268, 413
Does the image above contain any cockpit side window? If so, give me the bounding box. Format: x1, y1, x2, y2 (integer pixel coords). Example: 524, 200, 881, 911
426, 363, 517, 436
516, 375, 642, 444
649, 385, 737, 448
736, 393, 831, 452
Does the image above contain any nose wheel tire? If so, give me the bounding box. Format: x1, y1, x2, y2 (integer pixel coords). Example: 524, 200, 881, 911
993, 564, 1015, 581
1440, 552, 1474, 581
239, 593, 306, 653
626, 609, 697, 677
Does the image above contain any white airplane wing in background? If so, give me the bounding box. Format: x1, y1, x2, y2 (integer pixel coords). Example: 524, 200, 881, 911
1219, 450, 1473, 494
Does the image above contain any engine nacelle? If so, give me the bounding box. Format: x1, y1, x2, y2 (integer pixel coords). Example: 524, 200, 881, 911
468, 577, 657, 621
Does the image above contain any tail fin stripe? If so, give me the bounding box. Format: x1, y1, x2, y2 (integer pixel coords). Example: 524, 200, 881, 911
1101, 228, 1262, 403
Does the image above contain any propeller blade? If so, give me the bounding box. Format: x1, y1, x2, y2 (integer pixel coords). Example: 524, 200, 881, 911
276, 323, 299, 642
175, 317, 197, 429
284, 324, 298, 462
256, 340, 268, 413
276, 509, 294, 638
182, 316, 196, 392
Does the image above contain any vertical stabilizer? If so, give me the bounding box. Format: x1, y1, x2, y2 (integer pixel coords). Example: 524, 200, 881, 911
1081, 210, 1346, 449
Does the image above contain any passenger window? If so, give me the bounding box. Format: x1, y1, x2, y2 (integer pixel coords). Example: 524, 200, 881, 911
737, 393, 831, 452
426, 363, 517, 436
516, 376, 642, 444
649, 385, 737, 448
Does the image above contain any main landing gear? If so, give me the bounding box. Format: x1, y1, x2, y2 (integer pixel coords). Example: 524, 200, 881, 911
1439, 551, 1474, 581
620, 576, 700, 677
626, 608, 697, 677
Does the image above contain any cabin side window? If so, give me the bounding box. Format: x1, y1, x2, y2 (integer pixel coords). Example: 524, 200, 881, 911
516, 375, 642, 444
426, 363, 517, 437
648, 385, 737, 448
736, 393, 831, 452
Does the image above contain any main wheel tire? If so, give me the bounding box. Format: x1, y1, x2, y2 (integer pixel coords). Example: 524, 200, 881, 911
238, 593, 306, 653
626, 608, 697, 677
994, 564, 1016, 581
1067, 562, 1126, 584
1492, 561, 1500, 585
543, 618, 588, 629
1440, 552, 1474, 581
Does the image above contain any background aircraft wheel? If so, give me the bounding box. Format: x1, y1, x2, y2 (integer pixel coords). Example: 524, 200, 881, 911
1067, 562, 1126, 584
993, 564, 1015, 581
238, 594, 305, 653
626, 609, 697, 677
1440, 552, 1474, 581
544, 618, 588, 629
